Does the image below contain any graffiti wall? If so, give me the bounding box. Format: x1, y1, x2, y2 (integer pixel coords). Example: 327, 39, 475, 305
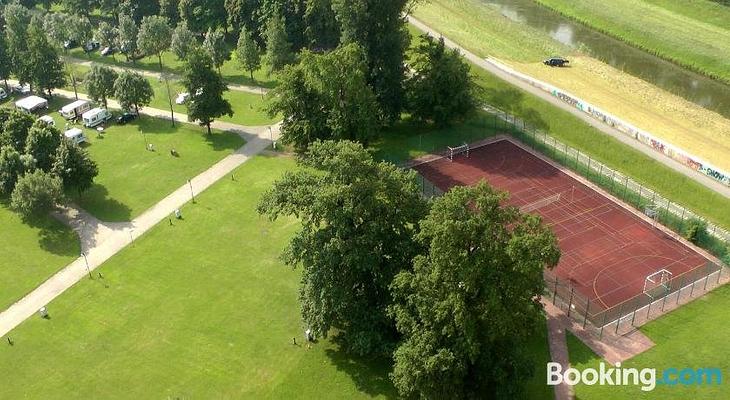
486, 58, 730, 187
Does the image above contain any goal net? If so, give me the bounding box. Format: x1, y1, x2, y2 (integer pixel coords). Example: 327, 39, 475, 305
448, 143, 470, 162
643, 269, 672, 299
520, 193, 561, 213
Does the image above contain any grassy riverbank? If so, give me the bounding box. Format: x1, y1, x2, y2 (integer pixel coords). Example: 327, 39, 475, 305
535, 0, 730, 84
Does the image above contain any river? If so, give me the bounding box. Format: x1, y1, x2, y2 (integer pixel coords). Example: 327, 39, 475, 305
482, 0, 730, 119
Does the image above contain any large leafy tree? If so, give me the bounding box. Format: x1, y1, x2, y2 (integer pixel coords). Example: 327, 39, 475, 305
27, 18, 67, 97
258, 0, 307, 51
407, 35, 479, 127
0, 34, 10, 91
235, 26, 261, 81
114, 71, 154, 115
262, 9, 294, 76
181, 49, 233, 135
24, 123, 62, 172
52, 140, 99, 196
0, 146, 23, 196
86, 65, 119, 108
3, 3, 32, 87
170, 21, 198, 61
96, 21, 117, 50
137, 15, 175, 123
389, 182, 560, 399
257, 140, 428, 356
73, 15, 95, 58
202, 28, 229, 74
178, 0, 227, 34
159, 0, 180, 25
117, 13, 140, 62
304, 0, 339, 50
266, 43, 378, 152
10, 170, 63, 219
225, 0, 261, 41
332, 0, 411, 124
0, 110, 35, 152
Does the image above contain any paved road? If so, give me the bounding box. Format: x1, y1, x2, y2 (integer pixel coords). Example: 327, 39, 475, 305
0, 87, 280, 338
408, 16, 730, 200
66, 56, 270, 96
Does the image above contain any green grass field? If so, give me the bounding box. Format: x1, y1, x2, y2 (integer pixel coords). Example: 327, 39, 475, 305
534, 0, 730, 84
0, 204, 79, 310
567, 284, 730, 399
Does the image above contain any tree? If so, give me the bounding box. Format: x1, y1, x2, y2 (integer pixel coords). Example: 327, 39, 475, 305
61, 0, 91, 16
117, 13, 140, 62
24, 123, 62, 172
52, 140, 98, 196
159, 0, 180, 25
181, 49, 233, 135
137, 15, 175, 123
0, 110, 35, 152
43, 12, 71, 48
3, 3, 33, 87
27, 19, 67, 97
225, 0, 261, 40
86, 65, 119, 108
202, 28, 229, 75
178, 0, 227, 34
10, 170, 64, 219
266, 44, 379, 152
305, 0, 339, 50
235, 26, 261, 81
0, 35, 10, 92
0, 146, 23, 196
114, 71, 154, 115
72, 15, 94, 58
262, 9, 294, 76
258, 140, 428, 356
170, 21, 198, 61
389, 182, 560, 399
332, 0, 411, 124
96, 21, 118, 51
407, 35, 479, 127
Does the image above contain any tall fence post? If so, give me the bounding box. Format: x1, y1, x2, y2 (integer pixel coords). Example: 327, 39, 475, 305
615, 303, 625, 334
567, 287, 575, 317
677, 275, 685, 306
552, 275, 558, 305
583, 297, 591, 329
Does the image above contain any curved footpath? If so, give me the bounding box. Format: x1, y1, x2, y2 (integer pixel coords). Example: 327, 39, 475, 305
0, 86, 280, 338
407, 16, 730, 200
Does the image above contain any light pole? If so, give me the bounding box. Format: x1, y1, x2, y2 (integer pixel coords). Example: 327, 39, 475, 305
81, 252, 92, 279
269, 126, 275, 150
188, 179, 195, 203
128, 228, 134, 244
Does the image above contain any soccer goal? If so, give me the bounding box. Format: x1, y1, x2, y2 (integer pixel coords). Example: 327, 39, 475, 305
643, 269, 673, 299
448, 143, 470, 162
520, 193, 561, 213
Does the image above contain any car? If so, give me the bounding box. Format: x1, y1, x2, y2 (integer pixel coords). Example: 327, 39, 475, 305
117, 112, 137, 125
39, 115, 55, 126
101, 46, 115, 56
63, 39, 77, 50
12, 83, 31, 94
544, 56, 569, 67
175, 92, 190, 105
83, 41, 100, 53
0, 87, 7, 100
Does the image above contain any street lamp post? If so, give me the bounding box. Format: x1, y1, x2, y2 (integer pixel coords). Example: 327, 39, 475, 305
188, 179, 195, 203
81, 252, 92, 279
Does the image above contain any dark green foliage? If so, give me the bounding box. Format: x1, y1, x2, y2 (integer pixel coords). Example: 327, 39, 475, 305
0, 34, 9, 90
389, 182, 560, 399
304, 0, 340, 50
28, 17, 67, 97
114, 71, 154, 115
159, 0, 180, 25
266, 43, 379, 152
137, 15, 172, 70
235, 26, 261, 80
170, 21, 198, 61
24, 123, 62, 172
225, 0, 262, 41
181, 49, 233, 134
262, 9, 295, 75
684, 218, 709, 245
202, 28, 230, 72
178, 0, 227, 33
86, 65, 119, 108
52, 139, 98, 195
0, 146, 23, 196
0, 110, 35, 152
332, 0, 410, 124
258, 140, 428, 356
10, 170, 63, 219
407, 35, 479, 127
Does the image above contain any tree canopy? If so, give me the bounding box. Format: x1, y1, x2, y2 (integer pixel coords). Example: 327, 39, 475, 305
235, 26, 261, 81
114, 71, 154, 115
389, 182, 560, 399
262, 9, 294, 76
52, 139, 99, 196
86, 65, 119, 108
258, 140, 428, 356
10, 170, 63, 219
181, 49, 233, 134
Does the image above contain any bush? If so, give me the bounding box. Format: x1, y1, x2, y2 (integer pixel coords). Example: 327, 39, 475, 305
683, 218, 708, 245
10, 170, 63, 219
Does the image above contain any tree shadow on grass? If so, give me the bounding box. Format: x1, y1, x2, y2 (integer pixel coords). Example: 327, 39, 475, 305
324, 346, 397, 399
1, 198, 80, 257
74, 184, 132, 222
202, 130, 247, 152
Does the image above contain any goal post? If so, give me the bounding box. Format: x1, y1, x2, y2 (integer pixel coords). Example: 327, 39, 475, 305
643, 269, 672, 299
447, 143, 470, 162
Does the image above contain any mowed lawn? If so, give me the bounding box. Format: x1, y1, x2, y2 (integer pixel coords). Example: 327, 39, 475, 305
567, 284, 730, 399
412, 0, 730, 173
0, 156, 396, 399
535, 0, 730, 84
0, 204, 79, 310
68, 115, 244, 221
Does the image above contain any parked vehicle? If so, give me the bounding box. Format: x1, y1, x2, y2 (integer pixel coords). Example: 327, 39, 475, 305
544, 56, 570, 67
82, 107, 112, 128
101, 46, 115, 56
39, 115, 55, 126
175, 92, 190, 105
15, 96, 48, 113
117, 112, 137, 125
12, 83, 31, 94
63, 40, 77, 50
0, 88, 7, 100
60, 100, 91, 120
84, 41, 100, 53
64, 128, 87, 145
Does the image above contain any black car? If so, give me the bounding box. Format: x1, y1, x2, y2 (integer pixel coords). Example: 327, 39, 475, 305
543, 57, 569, 67
117, 112, 137, 125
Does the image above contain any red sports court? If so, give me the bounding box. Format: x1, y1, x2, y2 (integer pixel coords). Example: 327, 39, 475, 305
413, 138, 711, 312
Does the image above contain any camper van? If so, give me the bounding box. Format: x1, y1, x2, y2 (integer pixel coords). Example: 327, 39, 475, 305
38, 115, 55, 126
64, 128, 87, 145
82, 108, 112, 128
15, 96, 49, 113
60, 100, 91, 120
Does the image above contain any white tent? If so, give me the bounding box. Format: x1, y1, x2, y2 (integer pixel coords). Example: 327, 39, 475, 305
15, 96, 48, 113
